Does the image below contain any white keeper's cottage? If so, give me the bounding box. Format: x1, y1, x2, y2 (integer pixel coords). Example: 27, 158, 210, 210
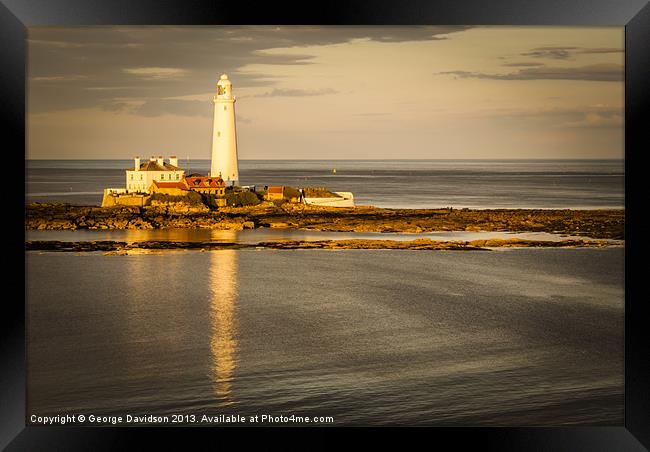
125, 155, 185, 193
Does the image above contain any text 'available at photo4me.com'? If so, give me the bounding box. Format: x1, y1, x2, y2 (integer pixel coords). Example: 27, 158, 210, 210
30, 413, 336, 426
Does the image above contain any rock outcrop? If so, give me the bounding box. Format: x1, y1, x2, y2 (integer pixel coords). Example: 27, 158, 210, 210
25, 237, 617, 253
25, 202, 625, 240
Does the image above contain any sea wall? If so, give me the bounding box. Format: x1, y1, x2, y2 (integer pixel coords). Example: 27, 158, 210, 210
101, 190, 150, 208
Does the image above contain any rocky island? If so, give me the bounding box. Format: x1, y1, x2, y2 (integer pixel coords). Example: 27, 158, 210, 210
26, 202, 624, 242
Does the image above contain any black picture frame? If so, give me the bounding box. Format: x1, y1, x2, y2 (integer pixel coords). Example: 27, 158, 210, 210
3, 0, 649, 449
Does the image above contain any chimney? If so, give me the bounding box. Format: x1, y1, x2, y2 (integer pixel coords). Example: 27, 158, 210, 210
169, 155, 178, 167
157, 155, 164, 166
134, 156, 140, 171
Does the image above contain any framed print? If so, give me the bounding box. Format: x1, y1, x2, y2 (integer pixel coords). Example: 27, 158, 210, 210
3, 0, 650, 449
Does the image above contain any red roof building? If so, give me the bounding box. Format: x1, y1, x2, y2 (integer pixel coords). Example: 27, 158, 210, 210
265, 185, 284, 200
149, 180, 190, 196
184, 176, 226, 196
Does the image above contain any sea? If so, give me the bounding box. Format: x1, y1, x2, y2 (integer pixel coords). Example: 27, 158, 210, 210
25, 159, 625, 426
26, 159, 624, 209
27, 248, 624, 426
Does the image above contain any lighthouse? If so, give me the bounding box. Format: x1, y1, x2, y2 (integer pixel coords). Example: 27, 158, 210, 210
210, 74, 239, 185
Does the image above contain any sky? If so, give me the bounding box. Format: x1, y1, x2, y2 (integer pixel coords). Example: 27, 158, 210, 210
27, 26, 624, 160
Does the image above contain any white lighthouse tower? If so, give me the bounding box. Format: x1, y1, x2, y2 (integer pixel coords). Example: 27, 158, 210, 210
210, 73, 239, 185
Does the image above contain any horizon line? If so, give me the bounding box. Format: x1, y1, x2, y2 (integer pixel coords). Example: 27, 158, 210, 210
26, 157, 625, 161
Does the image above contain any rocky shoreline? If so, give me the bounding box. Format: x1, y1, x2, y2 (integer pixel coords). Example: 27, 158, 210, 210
26, 202, 625, 240
26, 237, 618, 253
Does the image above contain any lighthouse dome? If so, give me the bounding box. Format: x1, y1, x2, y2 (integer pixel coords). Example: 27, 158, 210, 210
216, 73, 233, 98
217, 73, 231, 86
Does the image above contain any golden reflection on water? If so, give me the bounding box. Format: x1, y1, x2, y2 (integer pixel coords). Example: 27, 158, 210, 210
209, 250, 239, 405
210, 229, 238, 242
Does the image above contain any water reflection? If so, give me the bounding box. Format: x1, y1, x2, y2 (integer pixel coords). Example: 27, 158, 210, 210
210, 229, 238, 242
123, 246, 150, 371
28, 228, 602, 243
209, 250, 239, 405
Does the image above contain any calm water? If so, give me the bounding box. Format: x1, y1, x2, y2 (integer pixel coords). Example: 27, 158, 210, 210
26, 159, 624, 209
26, 228, 603, 243
27, 248, 624, 426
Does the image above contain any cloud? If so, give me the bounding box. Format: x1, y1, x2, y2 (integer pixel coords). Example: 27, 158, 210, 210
563, 111, 623, 128
101, 98, 211, 117
521, 46, 578, 59
99, 86, 339, 118
28, 39, 90, 49
123, 67, 189, 80
31, 75, 88, 82
501, 62, 545, 67
471, 105, 623, 129
521, 46, 623, 60
83, 86, 143, 91
135, 99, 211, 117
438, 63, 623, 82
28, 26, 471, 114
252, 87, 338, 97
28, 39, 143, 49
580, 47, 625, 54
248, 51, 316, 65
100, 102, 133, 113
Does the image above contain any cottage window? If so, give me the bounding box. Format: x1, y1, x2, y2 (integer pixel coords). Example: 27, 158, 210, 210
130, 174, 133, 180
223, 105, 226, 111
161, 174, 164, 180
176, 174, 180, 180
140, 174, 143, 180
